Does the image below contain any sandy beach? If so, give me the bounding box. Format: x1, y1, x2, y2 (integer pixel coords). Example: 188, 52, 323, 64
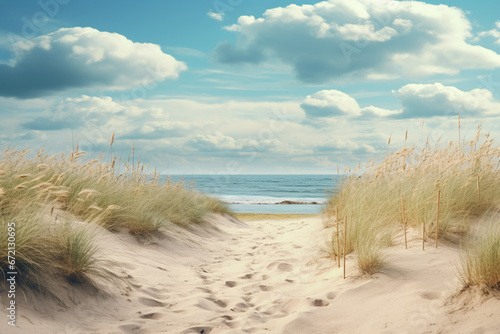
1, 213, 498, 334
2, 1, 500, 333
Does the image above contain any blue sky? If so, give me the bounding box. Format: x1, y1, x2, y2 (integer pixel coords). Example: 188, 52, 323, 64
0, 0, 499, 174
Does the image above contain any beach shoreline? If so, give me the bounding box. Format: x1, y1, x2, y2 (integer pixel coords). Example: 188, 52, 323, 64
233, 212, 319, 221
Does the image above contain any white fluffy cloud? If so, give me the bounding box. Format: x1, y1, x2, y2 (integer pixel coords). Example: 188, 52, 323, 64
479, 21, 500, 44
215, 0, 500, 82
208, 11, 225, 22
21, 95, 196, 152
301, 83, 500, 125
316, 137, 377, 154
187, 131, 280, 154
3, 90, 500, 173
301, 90, 362, 117
22, 95, 123, 131
0, 27, 187, 98
301, 89, 399, 125
394, 83, 500, 118
14, 95, 303, 156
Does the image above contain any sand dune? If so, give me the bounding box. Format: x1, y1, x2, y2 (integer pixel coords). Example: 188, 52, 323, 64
1, 214, 499, 333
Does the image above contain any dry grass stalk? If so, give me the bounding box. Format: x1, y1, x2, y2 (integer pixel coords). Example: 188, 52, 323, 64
30, 182, 52, 190
336, 206, 340, 268
423, 219, 426, 251
436, 189, 441, 248
386, 136, 391, 157
401, 194, 407, 249
15, 183, 27, 190
77, 189, 100, 199
477, 174, 481, 203
343, 215, 347, 279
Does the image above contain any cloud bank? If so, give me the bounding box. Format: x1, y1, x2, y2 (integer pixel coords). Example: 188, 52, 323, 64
188, 131, 280, 154
0, 27, 187, 98
394, 83, 500, 118
215, 0, 500, 83
3, 85, 499, 173
301, 83, 500, 126
301, 89, 399, 126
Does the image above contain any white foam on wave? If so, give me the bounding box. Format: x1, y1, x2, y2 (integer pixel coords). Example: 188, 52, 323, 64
216, 195, 326, 205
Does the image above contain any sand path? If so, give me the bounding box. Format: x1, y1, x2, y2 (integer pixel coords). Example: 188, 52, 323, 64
131, 216, 334, 334
2, 215, 499, 333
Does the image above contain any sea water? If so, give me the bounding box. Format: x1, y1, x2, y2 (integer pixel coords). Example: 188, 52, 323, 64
166, 175, 340, 214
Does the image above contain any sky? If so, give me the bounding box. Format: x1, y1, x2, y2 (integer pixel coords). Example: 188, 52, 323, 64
0, 0, 499, 174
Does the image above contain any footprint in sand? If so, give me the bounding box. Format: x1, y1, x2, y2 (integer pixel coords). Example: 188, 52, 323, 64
181, 326, 213, 334
231, 302, 253, 313
278, 263, 294, 272
223, 319, 241, 329
197, 287, 212, 294
266, 262, 293, 272
139, 312, 163, 320
198, 298, 216, 311
200, 297, 228, 309
225, 281, 238, 287
211, 299, 228, 308
138, 297, 165, 307
118, 323, 143, 334
221, 315, 241, 328
312, 299, 330, 307
419, 291, 440, 300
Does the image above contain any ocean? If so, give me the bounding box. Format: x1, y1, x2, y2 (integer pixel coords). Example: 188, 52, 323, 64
167, 175, 340, 214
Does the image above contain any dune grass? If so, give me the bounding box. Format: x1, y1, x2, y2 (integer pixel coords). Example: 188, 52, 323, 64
0, 147, 230, 232
52, 223, 100, 284
0, 210, 105, 292
459, 217, 500, 293
0, 211, 50, 286
325, 128, 500, 276
0, 146, 231, 292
